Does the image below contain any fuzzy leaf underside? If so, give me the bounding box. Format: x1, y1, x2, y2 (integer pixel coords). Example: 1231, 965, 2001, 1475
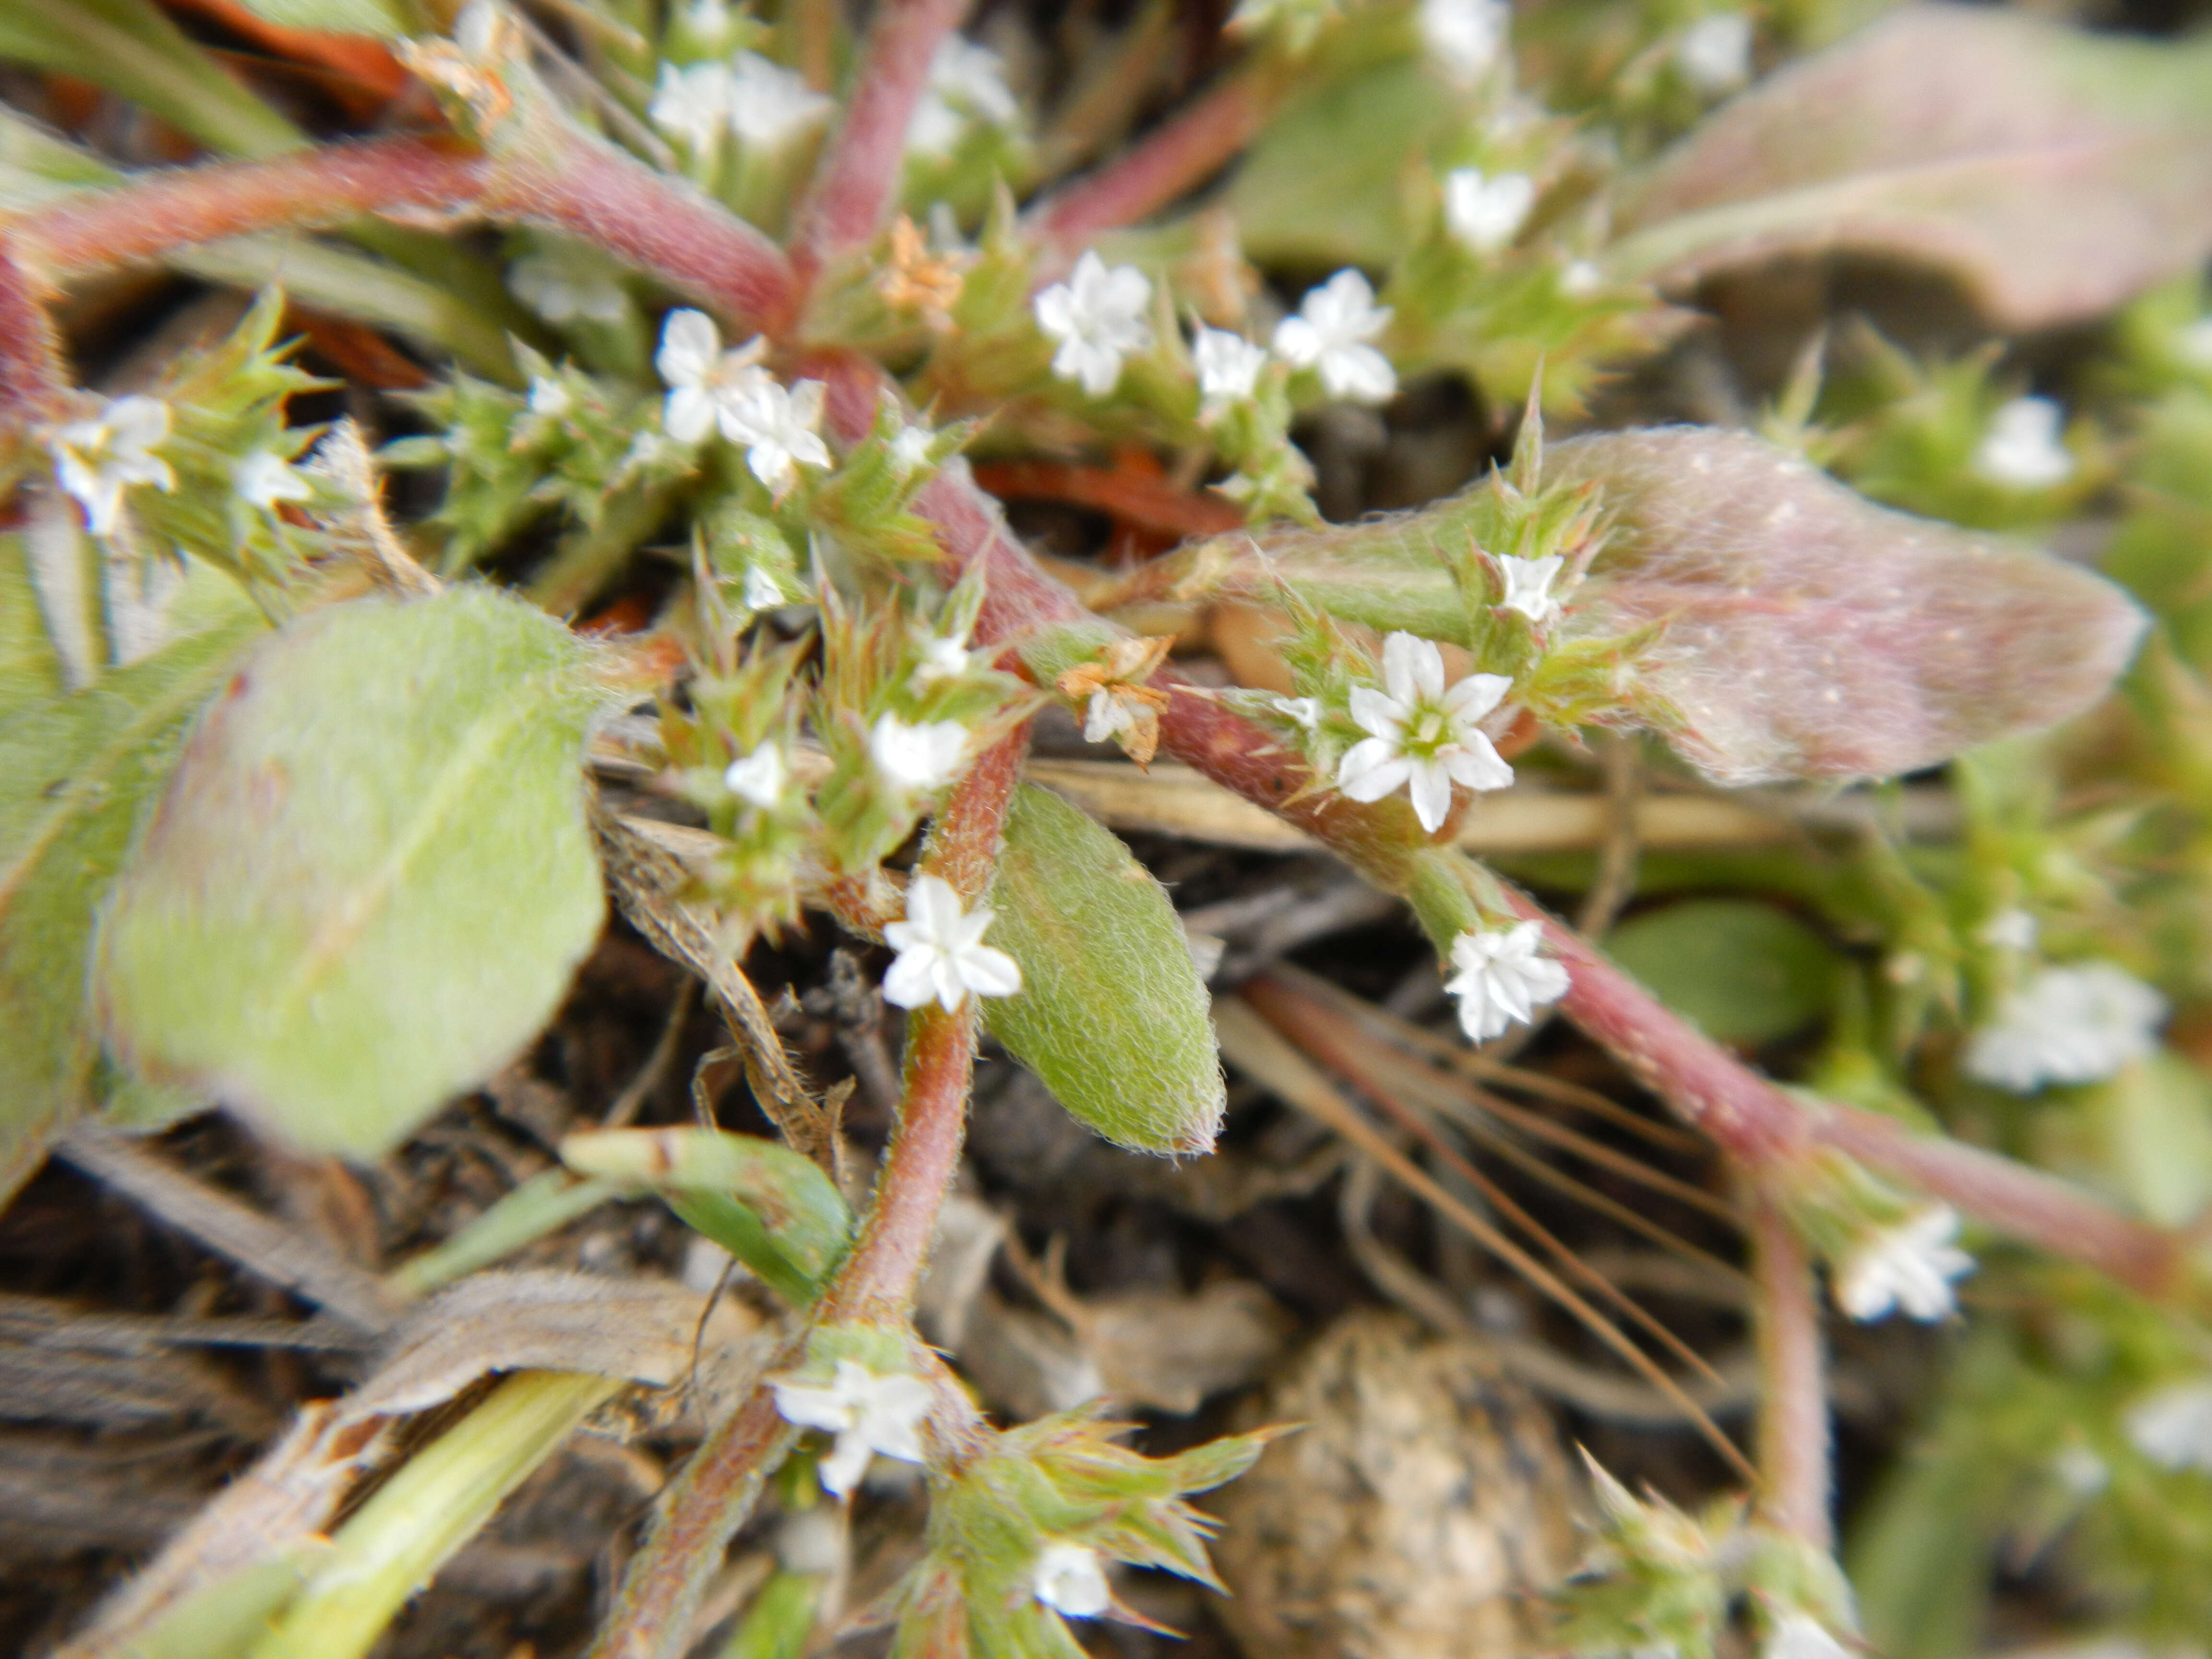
1550, 427, 2147, 784
96, 586, 608, 1159
983, 784, 1225, 1155
1612, 5, 2212, 329
0, 561, 265, 1204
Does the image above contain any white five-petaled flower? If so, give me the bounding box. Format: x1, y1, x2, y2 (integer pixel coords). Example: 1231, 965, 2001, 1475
1337, 630, 1514, 831
1274, 270, 1397, 404
771, 1360, 934, 1497
1420, 0, 1511, 81
51, 395, 175, 537
890, 424, 937, 475
649, 60, 731, 152
1271, 694, 1322, 730
1963, 961, 2167, 1092
870, 713, 972, 794
1973, 395, 2076, 489
733, 377, 832, 494
1034, 253, 1155, 397
1443, 168, 1536, 255
883, 873, 1023, 1011
1496, 553, 1565, 623
1445, 921, 1571, 1042
2124, 1378, 2212, 1473
658, 309, 770, 444
910, 625, 975, 685
1833, 1204, 1974, 1322
508, 251, 629, 326
233, 448, 311, 512
1193, 326, 1268, 406
1763, 1611, 1851, 1659
1677, 12, 1755, 97
723, 745, 786, 808
1033, 1541, 1111, 1618
727, 49, 835, 146
908, 36, 1021, 156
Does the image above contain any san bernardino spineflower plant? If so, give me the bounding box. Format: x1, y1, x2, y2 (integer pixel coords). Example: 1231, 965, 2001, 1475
6, 1, 2208, 1655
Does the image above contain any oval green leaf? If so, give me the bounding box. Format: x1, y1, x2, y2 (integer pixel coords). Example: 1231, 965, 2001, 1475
982, 783, 1225, 1155
1605, 898, 1841, 1047
96, 585, 609, 1159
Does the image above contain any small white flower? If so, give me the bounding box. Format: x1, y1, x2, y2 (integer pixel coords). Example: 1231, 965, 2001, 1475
1496, 553, 1565, 623
1833, 1204, 1974, 1322
51, 395, 175, 537
1978, 907, 2038, 952
1972, 395, 2076, 489
2125, 1379, 2212, 1472
1270, 693, 1322, 729
1193, 326, 1268, 406
890, 424, 937, 475
657, 308, 770, 445
649, 59, 732, 152
1420, 0, 1511, 81
908, 36, 1020, 156
910, 625, 974, 685
1336, 631, 1514, 831
771, 1359, 935, 1497
1445, 920, 1570, 1042
508, 251, 629, 325
723, 745, 786, 808
233, 448, 311, 512
2052, 1442, 2110, 1495
1560, 258, 1604, 298
1677, 12, 1755, 97
726, 50, 835, 147
1443, 168, 1536, 255
1274, 269, 1397, 404
1083, 687, 1144, 744
1033, 1541, 1111, 1618
2179, 315, 2212, 369
730, 377, 833, 495
883, 873, 1023, 1011
741, 562, 788, 613
1763, 1612, 1851, 1659
527, 375, 574, 418
870, 714, 972, 794
1964, 962, 2167, 1092
1034, 252, 1155, 397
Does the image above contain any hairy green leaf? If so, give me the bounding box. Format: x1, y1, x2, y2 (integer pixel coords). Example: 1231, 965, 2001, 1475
96, 586, 610, 1159
0, 557, 264, 1204
1611, 7, 2212, 330
983, 784, 1224, 1155
559, 1127, 854, 1304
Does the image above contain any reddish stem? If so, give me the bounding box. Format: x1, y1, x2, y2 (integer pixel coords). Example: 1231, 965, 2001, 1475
1748, 1185, 1831, 1549
0, 245, 67, 428
821, 725, 1026, 1323
1022, 68, 1271, 273
787, 0, 974, 291
11, 130, 798, 337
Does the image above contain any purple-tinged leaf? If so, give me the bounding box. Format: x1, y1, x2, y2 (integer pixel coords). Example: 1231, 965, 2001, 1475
1609, 6, 2212, 330
1550, 428, 2145, 784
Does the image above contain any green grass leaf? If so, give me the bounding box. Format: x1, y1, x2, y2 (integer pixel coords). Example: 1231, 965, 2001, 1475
983, 783, 1225, 1155
96, 585, 611, 1159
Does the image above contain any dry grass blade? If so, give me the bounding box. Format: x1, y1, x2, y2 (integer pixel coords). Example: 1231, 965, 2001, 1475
594, 808, 837, 1168
1215, 998, 1756, 1483
1246, 979, 1729, 1388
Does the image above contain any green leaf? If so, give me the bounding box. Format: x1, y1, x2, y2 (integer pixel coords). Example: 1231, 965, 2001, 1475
2092, 1052, 2212, 1227
1610, 8, 2212, 332
96, 586, 611, 1160
982, 784, 1224, 1155
224, 0, 406, 37
558, 1127, 854, 1305
1605, 899, 1840, 1047
0, 557, 265, 1205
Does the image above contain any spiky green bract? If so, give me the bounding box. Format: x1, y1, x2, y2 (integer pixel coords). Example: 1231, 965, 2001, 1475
891, 1407, 1277, 1659
983, 785, 1226, 1155
96, 585, 614, 1159
1552, 1455, 1856, 1659
808, 402, 973, 565
560, 1128, 854, 1306
0, 554, 264, 1202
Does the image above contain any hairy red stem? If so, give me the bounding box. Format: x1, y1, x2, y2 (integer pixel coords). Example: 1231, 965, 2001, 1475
1748, 1186, 1832, 1548
820, 725, 1026, 1322
10, 130, 798, 337
1023, 68, 1271, 271
788, 0, 974, 290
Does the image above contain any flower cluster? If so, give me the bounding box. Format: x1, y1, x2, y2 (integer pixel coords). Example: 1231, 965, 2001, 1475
657, 310, 831, 494
649, 49, 834, 154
